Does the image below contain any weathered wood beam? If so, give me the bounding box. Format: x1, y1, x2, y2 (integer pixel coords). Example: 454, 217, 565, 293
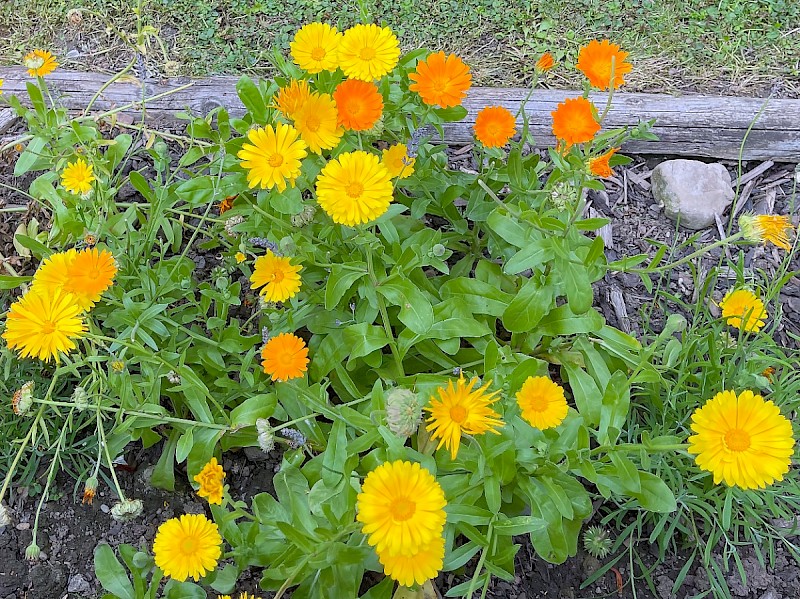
2, 67, 799, 161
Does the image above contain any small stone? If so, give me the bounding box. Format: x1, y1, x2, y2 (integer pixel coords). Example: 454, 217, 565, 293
67, 573, 90, 594
758, 588, 778, 599
15, 522, 30, 530
651, 159, 734, 230
38, 552, 47, 560
100, 504, 110, 513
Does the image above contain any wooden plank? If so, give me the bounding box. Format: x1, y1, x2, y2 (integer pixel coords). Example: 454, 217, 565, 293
1, 67, 800, 161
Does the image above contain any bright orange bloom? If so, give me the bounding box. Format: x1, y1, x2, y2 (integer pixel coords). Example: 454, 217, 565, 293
409, 51, 472, 108
589, 148, 619, 178
333, 79, 383, 131
473, 106, 516, 148
275, 79, 312, 121
536, 52, 555, 73
261, 333, 309, 381
551, 97, 600, 147
576, 40, 632, 90
218, 195, 235, 214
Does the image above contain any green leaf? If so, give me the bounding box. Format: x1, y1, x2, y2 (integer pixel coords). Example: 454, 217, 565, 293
503, 238, 553, 275
14, 136, 47, 176
13, 235, 52, 259
175, 428, 194, 464
377, 276, 434, 334
598, 371, 630, 445
538, 305, 604, 337
230, 394, 276, 428
0, 275, 33, 290
106, 134, 133, 170
325, 263, 368, 310
151, 430, 178, 490
236, 75, 268, 124
322, 420, 348, 487
631, 472, 677, 513
343, 323, 390, 367
164, 580, 207, 598
562, 363, 601, 426
494, 515, 547, 536
502, 278, 554, 333
94, 545, 134, 599
557, 257, 593, 315
486, 209, 531, 248
440, 277, 512, 317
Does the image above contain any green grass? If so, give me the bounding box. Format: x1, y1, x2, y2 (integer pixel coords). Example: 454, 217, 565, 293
1, 0, 799, 93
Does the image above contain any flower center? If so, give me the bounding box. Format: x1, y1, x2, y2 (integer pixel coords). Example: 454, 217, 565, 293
346, 100, 363, 116
311, 47, 327, 61
268, 154, 284, 168
270, 270, 285, 284
449, 405, 468, 423
526, 394, 549, 413
41, 320, 56, 335
181, 537, 198, 555
305, 115, 321, 132
359, 47, 376, 60
724, 429, 751, 452
390, 497, 416, 521
432, 79, 447, 93
345, 182, 364, 198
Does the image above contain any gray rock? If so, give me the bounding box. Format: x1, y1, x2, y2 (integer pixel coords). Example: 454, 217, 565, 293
67, 573, 90, 594
651, 159, 734, 230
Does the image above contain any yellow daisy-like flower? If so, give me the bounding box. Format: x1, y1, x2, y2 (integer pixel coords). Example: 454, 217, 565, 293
688, 390, 794, 490
33, 248, 117, 312
235, 252, 246, 264
377, 535, 445, 587
275, 79, 312, 121
60, 158, 95, 195
24, 49, 58, 77
2, 287, 86, 363
424, 376, 504, 460
338, 24, 400, 81
356, 460, 447, 558
293, 92, 343, 154
381, 144, 415, 179
290, 22, 342, 73
516, 376, 569, 430
249, 250, 302, 302
153, 513, 222, 582
193, 457, 225, 505
260, 332, 309, 381
315, 150, 393, 226
738, 214, 795, 252
719, 288, 767, 332
237, 123, 308, 192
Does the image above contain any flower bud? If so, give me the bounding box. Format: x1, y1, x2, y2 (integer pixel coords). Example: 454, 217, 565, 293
71, 386, 89, 411
386, 388, 423, 438
25, 542, 41, 561
83, 476, 98, 505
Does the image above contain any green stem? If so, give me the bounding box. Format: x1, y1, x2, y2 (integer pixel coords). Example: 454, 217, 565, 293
365, 247, 405, 377
32, 409, 73, 548
97, 406, 126, 502
598, 57, 617, 124
466, 525, 493, 598
613, 232, 744, 274
83, 58, 136, 116
0, 407, 44, 505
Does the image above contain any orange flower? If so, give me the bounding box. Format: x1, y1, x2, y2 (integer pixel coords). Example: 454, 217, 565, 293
589, 148, 619, 177
536, 52, 555, 73
333, 79, 383, 131
261, 333, 309, 381
551, 97, 600, 147
576, 40, 632, 90
408, 51, 472, 108
218, 195, 235, 214
275, 79, 312, 120
473, 106, 516, 148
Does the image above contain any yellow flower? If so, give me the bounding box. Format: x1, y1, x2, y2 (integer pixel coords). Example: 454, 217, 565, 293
516, 376, 569, 430
315, 150, 393, 226
235, 252, 246, 264
260, 332, 309, 381
153, 513, 222, 582
34, 248, 117, 312
2, 287, 85, 363
238, 123, 308, 192
275, 79, 312, 121
24, 49, 58, 77
293, 92, 343, 154
194, 457, 225, 505
249, 250, 302, 302
738, 214, 794, 251
61, 158, 95, 195
291, 22, 342, 73
356, 460, 447, 557
381, 144, 415, 179
688, 390, 794, 490
424, 376, 504, 460
338, 24, 400, 81
719, 288, 766, 332
377, 535, 445, 587
219, 594, 260, 599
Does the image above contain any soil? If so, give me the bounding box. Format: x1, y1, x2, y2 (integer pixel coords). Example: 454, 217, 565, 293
1, 118, 799, 598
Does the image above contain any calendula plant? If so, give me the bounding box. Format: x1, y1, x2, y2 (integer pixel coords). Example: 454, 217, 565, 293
2, 11, 798, 599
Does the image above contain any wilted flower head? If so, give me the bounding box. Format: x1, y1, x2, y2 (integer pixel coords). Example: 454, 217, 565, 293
256, 418, 275, 452
386, 388, 423, 438
224, 215, 244, 237
738, 213, 795, 251
111, 498, 144, 522
12, 381, 35, 416
291, 205, 317, 227
0, 504, 10, 527
166, 370, 182, 384
83, 476, 98, 505
71, 386, 89, 411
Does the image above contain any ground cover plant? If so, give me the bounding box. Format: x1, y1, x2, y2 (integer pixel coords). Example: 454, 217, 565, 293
1, 12, 799, 599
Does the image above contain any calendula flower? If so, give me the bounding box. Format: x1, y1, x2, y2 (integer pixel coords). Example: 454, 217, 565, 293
315, 150, 393, 226
235, 252, 246, 263
589, 148, 619, 178
338, 24, 400, 81
290, 22, 342, 73
0, 79, 4, 93
473, 106, 517, 148
357, 460, 447, 557
536, 52, 555, 73
409, 51, 472, 108
293, 92, 343, 153
516, 376, 569, 430
688, 390, 794, 490
217, 195, 235, 214
2, 287, 85, 363
261, 332, 309, 381
237, 123, 308, 192
425, 376, 504, 460
34, 248, 117, 312
82, 476, 98, 505
249, 250, 302, 302
719, 288, 767, 332
61, 158, 95, 195
153, 513, 222, 582
194, 457, 225, 505
275, 79, 312, 121
551, 97, 600, 147
333, 79, 383, 131
377, 535, 445, 587
381, 144, 415, 179
24, 49, 58, 77
738, 214, 795, 251
576, 40, 632, 90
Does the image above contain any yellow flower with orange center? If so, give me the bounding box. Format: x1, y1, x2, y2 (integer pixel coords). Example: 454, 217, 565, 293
235, 252, 246, 264
315, 151, 393, 226
738, 214, 795, 251
576, 40, 632, 90
153, 513, 222, 581
290, 22, 342, 73
24, 49, 58, 77
249, 250, 302, 302
551, 97, 600, 147
589, 148, 620, 178
381, 143, 415, 179
260, 332, 309, 381
719, 288, 766, 332
333, 79, 383, 131
194, 457, 225, 505
61, 158, 95, 195
473, 106, 517, 148
409, 51, 472, 108
275, 79, 312, 121
237, 123, 308, 192
338, 24, 400, 81
293, 92, 343, 154
516, 376, 568, 430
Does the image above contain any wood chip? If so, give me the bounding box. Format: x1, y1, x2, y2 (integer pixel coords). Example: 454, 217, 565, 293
0, 109, 18, 135
608, 285, 631, 333
453, 144, 473, 155
733, 160, 774, 187
732, 178, 756, 217
626, 168, 652, 190
588, 206, 613, 249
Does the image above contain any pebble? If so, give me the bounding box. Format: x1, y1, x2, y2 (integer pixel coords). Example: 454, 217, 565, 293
15, 523, 29, 530
100, 504, 110, 514
67, 573, 90, 594
652, 159, 734, 230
